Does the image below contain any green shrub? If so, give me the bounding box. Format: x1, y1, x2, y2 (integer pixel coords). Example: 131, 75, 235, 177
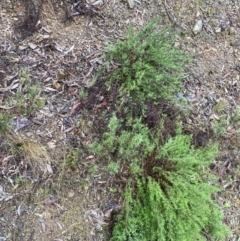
90, 115, 157, 172
111, 134, 230, 241
0, 113, 12, 136
103, 19, 191, 114
61, 149, 80, 170
6, 70, 45, 116
89, 19, 230, 241
107, 162, 120, 174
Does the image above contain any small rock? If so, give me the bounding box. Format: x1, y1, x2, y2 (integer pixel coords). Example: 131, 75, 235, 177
66, 235, 72, 241
215, 27, 221, 33
28, 42, 38, 50
193, 20, 203, 34
68, 190, 75, 198
127, 0, 134, 8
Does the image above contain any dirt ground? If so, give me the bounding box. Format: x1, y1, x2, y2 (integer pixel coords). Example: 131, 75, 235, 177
0, 0, 240, 240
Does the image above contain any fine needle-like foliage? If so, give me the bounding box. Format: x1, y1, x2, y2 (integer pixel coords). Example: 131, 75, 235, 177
104, 19, 191, 111
89, 18, 231, 241
110, 134, 231, 241
90, 115, 157, 173
0, 113, 12, 136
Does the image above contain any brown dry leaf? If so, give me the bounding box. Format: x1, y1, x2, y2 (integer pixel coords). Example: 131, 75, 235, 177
56, 70, 65, 80
52, 81, 61, 90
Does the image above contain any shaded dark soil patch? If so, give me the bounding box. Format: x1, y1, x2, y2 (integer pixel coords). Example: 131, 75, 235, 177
14, 0, 43, 40
12, 0, 106, 40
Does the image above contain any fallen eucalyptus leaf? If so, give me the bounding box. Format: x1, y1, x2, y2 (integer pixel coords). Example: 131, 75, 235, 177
56, 70, 65, 80
19, 45, 28, 50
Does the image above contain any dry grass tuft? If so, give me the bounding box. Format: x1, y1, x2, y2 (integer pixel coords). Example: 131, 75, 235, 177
6, 132, 53, 175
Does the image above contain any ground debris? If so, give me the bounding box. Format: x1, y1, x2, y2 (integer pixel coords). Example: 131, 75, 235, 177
64, 0, 106, 22
0, 0, 240, 240
34, 198, 58, 205
0, 185, 13, 201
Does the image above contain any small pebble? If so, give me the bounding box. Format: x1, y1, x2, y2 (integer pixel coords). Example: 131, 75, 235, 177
127, 0, 134, 8
193, 20, 203, 35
